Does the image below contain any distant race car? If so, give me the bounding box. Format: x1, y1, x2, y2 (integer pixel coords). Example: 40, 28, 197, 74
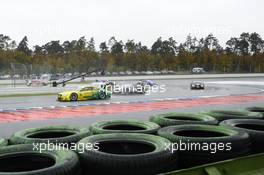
190, 81, 205, 90
191, 67, 205, 74
58, 84, 111, 102
141, 80, 158, 86
26, 79, 48, 86
26, 74, 50, 86
113, 82, 147, 95
95, 80, 115, 85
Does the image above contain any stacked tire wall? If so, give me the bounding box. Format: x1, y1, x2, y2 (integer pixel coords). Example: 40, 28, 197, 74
0, 107, 263, 174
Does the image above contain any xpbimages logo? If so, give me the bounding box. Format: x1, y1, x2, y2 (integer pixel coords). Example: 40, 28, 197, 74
106, 84, 166, 95
32, 141, 99, 153
164, 140, 232, 154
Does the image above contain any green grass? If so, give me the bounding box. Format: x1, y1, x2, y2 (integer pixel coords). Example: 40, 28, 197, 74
0, 81, 94, 98
0, 92, 57, 98
0, 80, 92, 86
0, 83, 25, 86
68, 81, 92, 84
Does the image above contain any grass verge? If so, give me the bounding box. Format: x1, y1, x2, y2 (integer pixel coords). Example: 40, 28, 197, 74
0, 92, 57, 98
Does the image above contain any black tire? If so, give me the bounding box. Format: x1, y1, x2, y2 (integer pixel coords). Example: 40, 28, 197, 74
98, 91, 106, 99
158, 124, 250, 168
77, 133, 178, 175
220, 119, 264, 153
0, 144, 81, 175
246, 106, 264, 117
201, 110, 263, 122
90, 119, 160, 134
0, 139, 7, 147
70, 93, 78, 101
150, 112, 218, 127
9, 125, 91, 146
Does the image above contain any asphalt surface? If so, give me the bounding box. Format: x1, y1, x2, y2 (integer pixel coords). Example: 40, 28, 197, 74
0, 100, 263, 138
0, 78, 263, 110
1, 77, 264, 137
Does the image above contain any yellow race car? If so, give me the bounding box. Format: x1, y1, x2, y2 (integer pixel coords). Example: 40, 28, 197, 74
57, 83, 112, 102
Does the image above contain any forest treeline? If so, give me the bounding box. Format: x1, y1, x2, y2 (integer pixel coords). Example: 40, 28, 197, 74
0, 32, 264, 74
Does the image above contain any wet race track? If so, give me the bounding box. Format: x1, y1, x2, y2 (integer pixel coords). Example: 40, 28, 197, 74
1, 78, 264, 110
1, 77, 264, 137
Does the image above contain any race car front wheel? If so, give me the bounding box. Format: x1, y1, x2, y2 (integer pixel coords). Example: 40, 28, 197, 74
70, 93, 78, 101
98, 91, 106, 99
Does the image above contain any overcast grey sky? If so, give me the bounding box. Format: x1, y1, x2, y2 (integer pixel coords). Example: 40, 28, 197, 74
1, 0, 263, 48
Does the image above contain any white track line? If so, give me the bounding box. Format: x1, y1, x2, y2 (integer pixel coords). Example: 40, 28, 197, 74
206, 81, 264, 86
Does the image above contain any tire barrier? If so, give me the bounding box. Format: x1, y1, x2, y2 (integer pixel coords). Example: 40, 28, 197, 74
150, 112, 218, 127
201, 110, 263, 122
0, 139, 7, 147
158, 124, 250, 169
0, 144, 81, 175
0, 106, 263, 173
220, 119, 264, 153
77, 133, 178, 175
90, 119, 160, 134
9, 125, 91, 146
246, 106, 264, 117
